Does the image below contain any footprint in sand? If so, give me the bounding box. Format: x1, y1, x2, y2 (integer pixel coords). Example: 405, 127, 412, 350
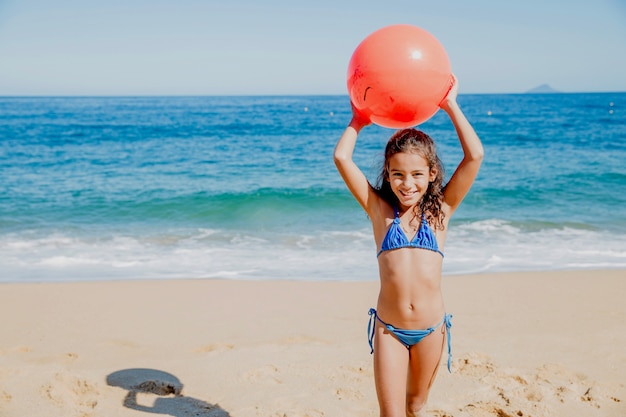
454, 352, 496, 378
534, 363, 607, 408
0, 346, 32, 354
243, 365, 282, 385
429, 410, 455, 417
1, 390, 12, 404
334, 386, 364, 401
329, 364, 370, 401
328, 364, 371, 383
40, 373, 99, 411
194, 343, 235, 353
450, 353, 624, 417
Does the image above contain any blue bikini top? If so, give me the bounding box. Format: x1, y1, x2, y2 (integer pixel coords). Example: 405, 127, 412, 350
377, 207, 444, 258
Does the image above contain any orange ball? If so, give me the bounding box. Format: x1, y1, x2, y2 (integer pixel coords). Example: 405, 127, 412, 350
347, 24, 452, 129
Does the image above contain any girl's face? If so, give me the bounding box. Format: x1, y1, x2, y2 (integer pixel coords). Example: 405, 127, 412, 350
386, 151, 436, 210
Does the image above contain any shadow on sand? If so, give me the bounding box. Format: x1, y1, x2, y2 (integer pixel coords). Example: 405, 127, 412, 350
107, 368, 230, 417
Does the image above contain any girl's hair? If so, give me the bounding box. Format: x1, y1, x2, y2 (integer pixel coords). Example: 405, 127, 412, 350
375, 128, 446, 230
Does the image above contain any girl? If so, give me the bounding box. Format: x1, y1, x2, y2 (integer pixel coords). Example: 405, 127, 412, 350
334, 76, 483, 417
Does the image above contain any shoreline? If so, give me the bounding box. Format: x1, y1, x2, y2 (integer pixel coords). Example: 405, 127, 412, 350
3, 265, 626, 285
1, 269, 624, 416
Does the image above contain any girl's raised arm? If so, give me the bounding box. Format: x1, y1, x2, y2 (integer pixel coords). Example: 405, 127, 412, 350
440, 77, 484, 215
333, 110, 378, 215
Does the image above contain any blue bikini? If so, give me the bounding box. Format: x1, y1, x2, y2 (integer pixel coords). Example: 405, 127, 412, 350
368, 309, 453, 372
377, 207, 444, 257
370, 207, 452, 372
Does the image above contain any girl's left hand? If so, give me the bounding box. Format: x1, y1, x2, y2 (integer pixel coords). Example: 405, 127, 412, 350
439, 74, 458, 110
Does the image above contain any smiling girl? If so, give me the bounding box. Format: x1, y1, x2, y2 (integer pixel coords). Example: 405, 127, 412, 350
334, 76, 483, 417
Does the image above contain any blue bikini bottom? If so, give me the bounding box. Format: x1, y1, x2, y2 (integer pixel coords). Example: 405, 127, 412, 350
368, 308, 453, 372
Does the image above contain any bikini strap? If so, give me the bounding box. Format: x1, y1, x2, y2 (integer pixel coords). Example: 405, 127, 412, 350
367, 308, 377, 354
443, 313, 453, 372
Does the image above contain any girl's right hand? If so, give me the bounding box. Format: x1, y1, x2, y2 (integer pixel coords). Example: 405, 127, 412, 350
349, 102, 371, 130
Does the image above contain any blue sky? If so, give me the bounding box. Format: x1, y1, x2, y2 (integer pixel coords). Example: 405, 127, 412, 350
0, 0, 625, 95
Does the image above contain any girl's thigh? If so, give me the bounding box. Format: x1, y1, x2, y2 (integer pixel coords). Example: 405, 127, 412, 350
407, 325, 446, 397
373, 324, 410, 415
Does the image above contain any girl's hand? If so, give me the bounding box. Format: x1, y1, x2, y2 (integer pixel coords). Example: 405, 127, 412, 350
439, 74, 458, 112
349, 102, 371, 131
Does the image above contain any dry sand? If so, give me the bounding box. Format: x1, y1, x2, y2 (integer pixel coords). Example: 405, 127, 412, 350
1, 269, 624, 416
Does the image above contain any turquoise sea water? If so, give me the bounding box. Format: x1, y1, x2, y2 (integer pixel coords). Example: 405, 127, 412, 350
1, 93, 625, 282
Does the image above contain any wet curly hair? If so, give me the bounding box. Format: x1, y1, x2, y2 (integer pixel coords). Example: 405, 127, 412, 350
375, 128, 446, 230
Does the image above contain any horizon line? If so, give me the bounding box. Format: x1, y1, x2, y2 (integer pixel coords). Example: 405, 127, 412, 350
1, 90, 625, 98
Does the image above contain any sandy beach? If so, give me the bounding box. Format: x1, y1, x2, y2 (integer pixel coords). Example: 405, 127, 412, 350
1, 269, 624, 417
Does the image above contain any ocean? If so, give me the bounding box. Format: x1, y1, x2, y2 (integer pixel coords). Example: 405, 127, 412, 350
1, 93, 625, 283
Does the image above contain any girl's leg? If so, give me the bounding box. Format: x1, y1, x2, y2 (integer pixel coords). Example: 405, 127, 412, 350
373, 323, 410, 417
405, 324, 447, 417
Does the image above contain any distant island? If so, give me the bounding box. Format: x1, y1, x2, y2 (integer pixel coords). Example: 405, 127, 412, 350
526, 84, 561, 94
